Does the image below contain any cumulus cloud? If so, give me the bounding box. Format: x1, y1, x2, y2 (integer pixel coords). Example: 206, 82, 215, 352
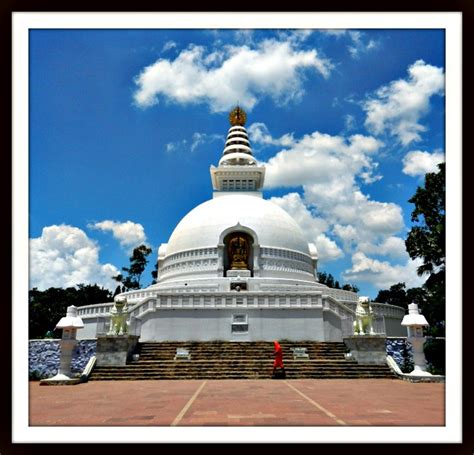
133, 38, 332, 112
248, 122, 295, 148
89, 220, 146, 249
30, 225, 119, 291
342, 252, 426, 290
363, 60, 445, 145
259, 126, 411, 288
402, 150, 445, 176
358, 236, 409, 260
270, 192, 343, 262
264, 131, 383, 188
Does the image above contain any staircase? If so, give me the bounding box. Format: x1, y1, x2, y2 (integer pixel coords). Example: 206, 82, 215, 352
90, 341, 396, 381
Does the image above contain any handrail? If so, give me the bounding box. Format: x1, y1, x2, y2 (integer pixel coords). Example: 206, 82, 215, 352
79, 355, 96, 383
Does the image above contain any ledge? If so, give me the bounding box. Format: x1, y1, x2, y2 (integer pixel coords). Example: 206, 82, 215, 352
386, 355, 445, 383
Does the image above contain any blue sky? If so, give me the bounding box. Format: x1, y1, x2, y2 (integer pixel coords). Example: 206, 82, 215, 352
28, 28, 446, 298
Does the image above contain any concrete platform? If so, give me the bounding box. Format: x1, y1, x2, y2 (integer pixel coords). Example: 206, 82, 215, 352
29, 378, 444, 427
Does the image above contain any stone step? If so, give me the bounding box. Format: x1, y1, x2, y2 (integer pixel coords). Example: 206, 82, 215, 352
93, 366, 391, 374
91, 373, 395, 380
89, 341, 395, 381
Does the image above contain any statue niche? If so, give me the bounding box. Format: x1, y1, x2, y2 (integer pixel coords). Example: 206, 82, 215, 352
224, 232, 253, 274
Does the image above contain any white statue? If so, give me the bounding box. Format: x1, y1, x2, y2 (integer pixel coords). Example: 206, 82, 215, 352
108, 296, 129, 335
353, 296, 375, 335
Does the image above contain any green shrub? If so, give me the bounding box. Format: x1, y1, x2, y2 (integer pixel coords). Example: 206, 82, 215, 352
424, 338, 445, 375
401, 341, 414, 373
29, 370, 43, 381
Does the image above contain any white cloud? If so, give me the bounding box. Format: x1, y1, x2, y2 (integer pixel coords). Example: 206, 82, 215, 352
259, 127, 413, 287
358, 236, 409, 260
30, 225, 119, 291
191, 132, 223, 152
233, 30, 255, 45
363, 60, 445, 145
402, 150, 445, 176
342, 252, 426, 290
133, 38, 332, 112
264, 131, 382, 188
277, 29, 315, 45
165, 139, 187, 154
321, 30, 379, 59
90, 220, 146, 249
261, 129, 401, 245
347, 31, 379, 59
248, 122, 295, 148
343, 114, 356, 132
270, 192, 343, 262
162, 40, 177, 52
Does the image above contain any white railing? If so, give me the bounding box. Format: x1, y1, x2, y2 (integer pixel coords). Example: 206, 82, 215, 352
77, 303, 114, 318
323, 288, 359, 303
344, 301, 406, 319
77, 289, 363, 322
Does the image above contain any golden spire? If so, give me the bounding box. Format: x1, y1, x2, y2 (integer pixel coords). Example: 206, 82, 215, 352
228, 106, 247, 126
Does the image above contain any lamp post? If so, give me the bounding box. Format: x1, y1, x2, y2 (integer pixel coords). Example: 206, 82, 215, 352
401, 302, 431, 376
50, 305, 84, 381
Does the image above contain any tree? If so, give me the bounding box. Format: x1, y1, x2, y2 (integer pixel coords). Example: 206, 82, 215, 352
29, 284, 113, 339
405, 162, 445, 336
342, 283, 360, 293
405, 162, 445, 278
318, 271, 359, 293
113, 244, 152, 291
151, 261, 158, 285
375, 282, 427, 310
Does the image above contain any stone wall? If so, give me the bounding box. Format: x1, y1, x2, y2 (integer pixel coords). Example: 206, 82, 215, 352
29, 339, 97, 379
386, 337, 413, 372
29, 337, 414, 378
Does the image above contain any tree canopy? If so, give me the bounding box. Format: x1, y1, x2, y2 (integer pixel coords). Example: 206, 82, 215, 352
113, 244, 152, 291
375, 282, 427, 310
29, 284, 113, 339
405, 162, 445, 278
317, 271, 359, 293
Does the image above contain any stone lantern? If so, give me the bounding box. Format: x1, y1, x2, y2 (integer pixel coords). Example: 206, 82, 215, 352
50, 305, 84, 381
401, 302, 431, 376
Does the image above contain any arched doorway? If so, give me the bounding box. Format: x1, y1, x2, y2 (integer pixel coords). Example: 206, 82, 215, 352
223, 232, 254, 276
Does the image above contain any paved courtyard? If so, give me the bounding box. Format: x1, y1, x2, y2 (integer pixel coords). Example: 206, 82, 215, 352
29, 378, 445, 427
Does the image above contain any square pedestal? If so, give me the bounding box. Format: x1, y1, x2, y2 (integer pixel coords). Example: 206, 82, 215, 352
343, 335, 387, 365
96, 335, 139, 366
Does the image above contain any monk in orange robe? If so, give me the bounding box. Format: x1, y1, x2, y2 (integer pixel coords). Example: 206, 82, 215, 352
272, 340, 285, 377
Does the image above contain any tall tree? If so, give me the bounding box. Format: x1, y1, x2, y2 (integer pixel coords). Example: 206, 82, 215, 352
113, 244, 152, 291
405, 162, 445, 278
405, 162, 445, 336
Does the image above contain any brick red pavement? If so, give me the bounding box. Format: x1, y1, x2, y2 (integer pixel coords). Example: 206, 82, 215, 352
29, 379, 444, 426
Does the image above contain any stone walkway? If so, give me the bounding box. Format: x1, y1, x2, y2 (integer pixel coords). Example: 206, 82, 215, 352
29, 379, 444, 426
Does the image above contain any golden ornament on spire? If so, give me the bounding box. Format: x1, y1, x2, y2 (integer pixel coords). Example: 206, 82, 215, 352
229, 106, 247, 126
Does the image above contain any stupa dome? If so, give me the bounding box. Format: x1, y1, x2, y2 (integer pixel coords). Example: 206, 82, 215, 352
166, 194, 310, 256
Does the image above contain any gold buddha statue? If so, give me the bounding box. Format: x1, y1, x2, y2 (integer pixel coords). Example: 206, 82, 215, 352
228, 235, 249, 270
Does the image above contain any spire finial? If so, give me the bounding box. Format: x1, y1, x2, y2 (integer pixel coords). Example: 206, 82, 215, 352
229, 106, 247, 126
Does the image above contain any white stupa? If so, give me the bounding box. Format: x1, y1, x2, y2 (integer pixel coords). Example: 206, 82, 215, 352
78, 107, 407, 341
